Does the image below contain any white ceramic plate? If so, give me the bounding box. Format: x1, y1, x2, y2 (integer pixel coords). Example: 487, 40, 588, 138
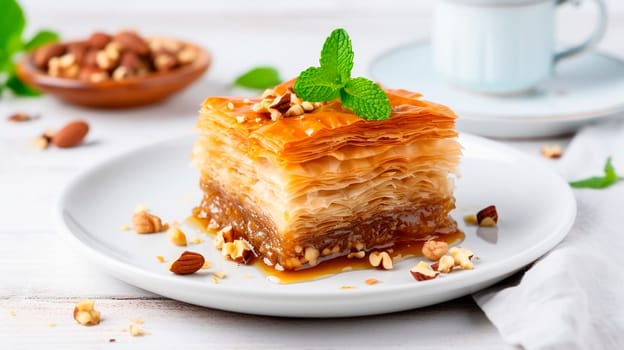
55, 134, 576, 317
370, 42, 624, 138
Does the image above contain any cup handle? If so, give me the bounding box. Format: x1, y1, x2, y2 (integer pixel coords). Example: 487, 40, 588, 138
554, 0, 608, 64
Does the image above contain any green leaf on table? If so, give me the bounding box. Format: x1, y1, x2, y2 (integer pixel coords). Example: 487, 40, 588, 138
234, 66, 281, 90
23, 30, 60, 51
569, 157, 624, 189
6, 73, 41, 96
293, 28, 391, 121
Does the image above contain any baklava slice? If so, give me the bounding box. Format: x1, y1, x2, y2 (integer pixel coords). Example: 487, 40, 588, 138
192, 82, 461, 271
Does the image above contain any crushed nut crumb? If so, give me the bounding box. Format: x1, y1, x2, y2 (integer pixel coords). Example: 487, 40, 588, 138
364, 278, 379, 285
120, 224, 131, 231
541, 144, 563, 159
73, 300, 101, 326
129, 323, 149, 336
340, 285, 356, 290
156, 255, 165, 263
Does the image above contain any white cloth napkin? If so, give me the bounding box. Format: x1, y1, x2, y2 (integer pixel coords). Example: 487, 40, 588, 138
473, 120, 624, 350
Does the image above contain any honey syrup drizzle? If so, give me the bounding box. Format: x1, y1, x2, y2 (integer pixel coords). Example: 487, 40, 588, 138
186, 214, 464, 284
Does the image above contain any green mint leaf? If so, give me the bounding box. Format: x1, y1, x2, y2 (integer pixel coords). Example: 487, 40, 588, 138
340, 77, 391, 120
319, 28, 353, 84
0, 0, 26, 74
6, 73, 41, 97
234, 66, 281, 90
293, 66, 341, 102
569, 157, 623, 189
23, 30, 60, 51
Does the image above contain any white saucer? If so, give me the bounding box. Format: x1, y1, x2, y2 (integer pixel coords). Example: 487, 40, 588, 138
370, 42, 624, 138
55, 134, 575, 317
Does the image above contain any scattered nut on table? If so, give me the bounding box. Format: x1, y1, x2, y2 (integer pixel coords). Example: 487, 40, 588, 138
73, 300, 101, 326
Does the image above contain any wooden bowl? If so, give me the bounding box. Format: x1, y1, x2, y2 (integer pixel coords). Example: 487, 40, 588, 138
16, 40, 211, 109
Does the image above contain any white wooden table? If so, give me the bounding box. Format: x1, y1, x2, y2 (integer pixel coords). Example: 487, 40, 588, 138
2, 1, 623, 348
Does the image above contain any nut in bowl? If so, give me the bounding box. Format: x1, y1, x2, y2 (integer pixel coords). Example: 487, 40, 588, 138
16, 30, 211, 108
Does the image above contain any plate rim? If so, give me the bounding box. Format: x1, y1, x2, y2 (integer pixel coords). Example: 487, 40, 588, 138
370, 41, 624, 122
54, 133, 577, 314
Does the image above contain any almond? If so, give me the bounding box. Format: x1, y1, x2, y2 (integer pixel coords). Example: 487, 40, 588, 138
114, 31, 149, 55
33, 43, 66, 70
169, 251, 205, 275
87, 32, 112, 50
51, 120, 89, 148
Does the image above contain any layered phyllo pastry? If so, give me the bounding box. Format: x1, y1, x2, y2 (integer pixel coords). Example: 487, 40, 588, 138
191, 81, 461, 271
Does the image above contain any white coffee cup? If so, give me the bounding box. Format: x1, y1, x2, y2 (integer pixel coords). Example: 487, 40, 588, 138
432, 0, 607, 94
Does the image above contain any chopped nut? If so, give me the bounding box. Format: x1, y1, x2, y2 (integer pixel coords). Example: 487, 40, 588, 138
156, 255, 165, 263
33, 136, 50, 150
449, 247, 474, 269
541, 144, 563, 159
284, 104, 304, 117
364, 278, 379, 285
213, 225, 233, 249
340, 285, 356, 290
166, 225, 187, 246
476, 205, 498, 227
132, 209, 168, 234
221, 239, 253, 263
347, 251, 366, 259
422, 240, 448, 261
301, 101, 315, 112
7, 113, 37, 122
269, 93, 291, 113
73, 300, 101, 326
189, 237, 202, 245
410, 261, 439, 281
210, 277, 219, 284
369, 251, 393, 270
201, 261, 212, 269
437, 255, 455, 273
304, 247, 320, 266
120, 224, 130, 231
463, 214, 478, 225
129, 323, 149, 336
213, 271, 226, 279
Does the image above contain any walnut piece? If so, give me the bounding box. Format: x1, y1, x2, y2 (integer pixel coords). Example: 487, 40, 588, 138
132, 209, 168, 234
449, 247, 475, 269
437, 255, 455, 273
422, 240, 448, 261
73, 300, 101, 326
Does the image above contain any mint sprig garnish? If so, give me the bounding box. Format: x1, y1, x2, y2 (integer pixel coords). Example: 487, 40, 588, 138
294, 28, 391, 121
569, 157, 624, 189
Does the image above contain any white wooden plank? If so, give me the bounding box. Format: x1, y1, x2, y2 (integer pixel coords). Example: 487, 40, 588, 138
0, 297, 512, 349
